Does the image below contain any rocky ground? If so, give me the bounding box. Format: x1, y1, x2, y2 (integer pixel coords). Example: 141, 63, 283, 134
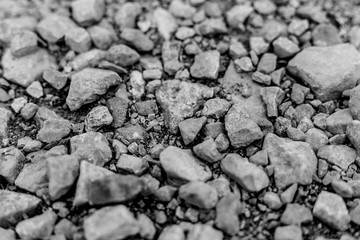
2, 0, 360, 239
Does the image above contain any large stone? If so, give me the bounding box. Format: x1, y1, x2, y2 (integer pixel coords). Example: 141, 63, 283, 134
37, 119, 71, 143
121, 28, 154, 52
263, 133, 318, 189
190, 51, 220, 80
84, 106, 113, 132
0, 16, 37, 43
0, 190, 41, 228
74, 161, 114, 206
0, 147, 24, 184
349, 85, 360, 120
106, 44, 140, 67
156, 80, 213, 133
66, 68, 121, 111
326, 108, 353, 135
215, 193, 242, 235
70, 132, 112, 166
280, 204, 313, 225
225, 104, 263, 148
287, 44, 360, 101
313, 191, 350, 231
347, 120, 360, 152
187, 224, 223, 240
159, 146, 212, 186
2, 49, 56, 87
317, 145, 356, 171
71, 0, 105, 27
178, 117, 207, 145
84, 205, 139, 240
221, 153, 269, 192
178, 181, 218, 209
0, 107, 12, 143
116, 154, 149, 176
153, 8, 178, 40
37, 14, 78, 43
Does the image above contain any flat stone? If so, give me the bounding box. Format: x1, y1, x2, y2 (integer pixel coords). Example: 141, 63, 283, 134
187, 224, 223, 240
274, 225, 302, 240
116, 154, 149, 176
37, 119, 71, 143
153, 8, 178, 40
225, 104, 263, 148
305, 128, 328, 152
273, 36, 300, 58
280, 203, 313, 225
215, 193, 242, 235
332, 180, 353, 198
37, 14, 77, 43
169, 0, 196, 19
47, 154, 79, 201
198, 18, 227, 36
121, 28, 154, 52
88, 174, 143, 205
263, 192, 282, 210
114, 2, 141, 29
0, 190, 41, 228
70, 132, 112, 166
159, 146, 212, 186
106, 44, 140, 67
26, 81, 43, 98
178, 117, 207, 145
0, 17, 37, 43
202, 98, 231, 118
106, 97, 128, 128
42, 70, 67, 90
257, 53, 277, 74
349, 85, 360, 120
313, 191, 350, 231
221, 154, 269, 192
190, 51, 220, 80
312, 24, 342, 46
287, 44, 360, 102
10, 30, 38, 57
15, 210, 57, 240
350, 204, 360, 225
74, 161, 114, 206
0, 227, 15, 240
65, 27, 92, 53
0, 147, 24, 184
263, 133, 318, 189
71, 0, 105, 27
226, 4, 253, 28
156, 80, 213, 133
88, 25, 116, 50
84, 205, 139, 240
66, 68, 121, 111
137, 213, 156, 240
347, 120, 360, 152
85, 106, 113, 132
193, 138, 223, 163
317, 145, 356, 171
179, 181, 218, 209
2, 49, 56, 87
260, 86, 285, 118
134, 100, 158, 116
158, 225, 185, 240
326, 109, 353, 134
114, 123, 146, 145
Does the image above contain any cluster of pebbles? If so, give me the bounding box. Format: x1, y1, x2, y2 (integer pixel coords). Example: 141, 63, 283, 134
2, 0, 360, 239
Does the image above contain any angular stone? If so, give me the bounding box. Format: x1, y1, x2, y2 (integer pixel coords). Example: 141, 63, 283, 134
138, 213, 156, 240
156, 80, 213, 133
0, 227, 15, 240
215, 193, 242, 235
0, 190, 41, 228
66, 68, 121, 111
84, 205, 139, 240
26, 81, 43, 98
116, 154, 149, 176
260, 86, 285, 118
169, 0, 196, 19
37, 119, 71, 143
263, 192, 282, 210
317, 145, 356, 171
280, 204, 313, 225
70, 132, 112, 166
15, 210, 57, 240
179, 181, 218, 209
159, 146, 212, 186
134, 100, 158, 116
37, 14, 77, 43
178, 117, 207, 145
257, 53, 277, 74
114, 2, 141, 29
162, 41, 183, 76
198, 18, 227, 36
88, 174, 143, 205
273, 37, 300, 58
106, 44, 140, 67
0, 147, 24, 184
225, 104, 263, 148
193, 138, 223, 163
65, 27, 92, 53
263, 133, 318, 189
202, 98, 231, 118
313, 191, 350, 231
10, 30, 38, 57
326, 108, 353, 134
121, 28, 154, 52
74, 161, 114, 206
153, 8, 178, 40
158, 225, 185, 240
226, 5, 253, 28
42, 70, 67, 90
85, 106, 113, 132
187, 224, 223, 240
106, 97, 128, 128
274, 225, 302, 240
312, 24, 342, 46
0, 16, 37, 43
287, 44, 360, 102
347, 120, 360, 152
71, 0, 105, 27
190, 51, 220, 80
47, 155, 79, 201
2, 49, 56, 87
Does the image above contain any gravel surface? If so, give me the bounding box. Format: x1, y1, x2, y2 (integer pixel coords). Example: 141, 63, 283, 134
1, 0, 360, 240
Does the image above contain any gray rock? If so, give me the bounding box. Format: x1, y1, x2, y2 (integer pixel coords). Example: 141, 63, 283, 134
158, 225, 185, 240
0, 190, 41, 228
106, 97, 128, 128
190, 51, 220, 80
0, 227, 15, 240
273, 37, 300, 58
156, 80, 213, 133
313, 191, 350, 231
287, 44, 360, 101
74, 161, 114, 206
106, 44, 140, 67
254, 0, 276, 15
226, 4, 253, 28
37, 14, 77, 43
288, 19, 309, 36
65, 27, 92, 53
85, 106, 113, 132
274, 225, 302, 240
138, 214, 156, 240
116, 154, 149, 176
215, 193, 242, 235
252, 71, 271, 85
350, 204, 360, 225
159, 146, 212, 186
349, 85, 360, 120
47, 155, 79, 201
71, 0, 105, 27
179, 181, 218, 209
34, 106, 58, 128
114, 2, 141, 29
280, 183, 298, 204
280, 203, 313, 225
225, 104, 263, 148
88, 174, 143, 205
263, 133, 318, 189
153, 8, 178, 40
175, 27, 195, 40
234, 57, 254, 72
10, 30, 38, 57
169, 0, 196, 19
134, 100, 158, 116
70, 132, 112, 166
84, 205, 139, 240
42, 70, 67, 90
312, 24, 342, 46
0, 147, 24, 184
0, 16, 37, 43
129, 70, 145, 99
179, 117, 207, 145
66, 68, 121, 111
198, 18, 227, 36
347, 120, 360, 152
26, 81, 43, 99
187, 224, 223, 240
121, 28, 154, 52
326, 109, 353, 134
229, 40, 247, 59
332, 180, 353, 198
221, 154, 269, 192
202, 98, 231, 118
260, 87, 285, 117
250, 36, 269, 55
70, 49, 107, 71
2, 49, 56, 87
88, 24, 116, 50
193, 138, 223, 163
291, 83, 310, 105
37, 119, 71, 143
305, 128, 328, 152
257, 53, 277, 74
263, 192, 282, 210
0, 107, 12, 144
16, 210, 57, 240
317, 145, 356, 171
